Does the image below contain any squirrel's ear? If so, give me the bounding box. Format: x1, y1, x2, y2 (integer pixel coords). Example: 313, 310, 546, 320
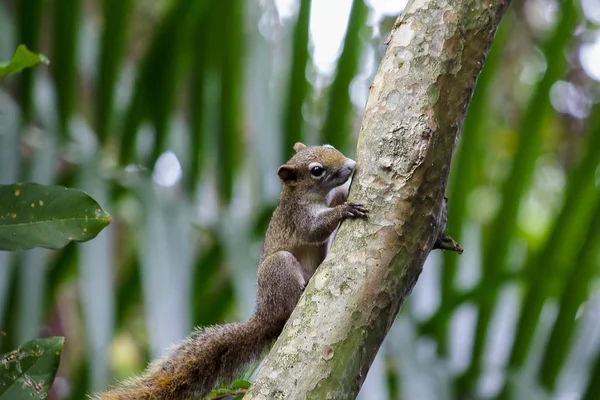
293, 142, 307, 152
277, 165, 297, 182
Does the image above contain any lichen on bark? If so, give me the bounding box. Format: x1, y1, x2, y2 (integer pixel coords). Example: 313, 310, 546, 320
244, 1, 511, 399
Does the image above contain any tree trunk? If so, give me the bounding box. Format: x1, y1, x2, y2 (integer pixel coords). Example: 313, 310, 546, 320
244, 1, 511, 399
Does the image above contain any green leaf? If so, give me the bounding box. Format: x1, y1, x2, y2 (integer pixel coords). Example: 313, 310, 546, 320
207, 381, 250, 399
206, 390, 247, 400
207, 388, 237, 398
0, 45, 49, 81
0, 183, 111, 251
231, 379, 251, 389
0, 336, 64, 399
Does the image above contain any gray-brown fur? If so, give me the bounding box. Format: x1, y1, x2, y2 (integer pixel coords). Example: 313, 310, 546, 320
94, 319, 271, 400
94, 143, 367, 400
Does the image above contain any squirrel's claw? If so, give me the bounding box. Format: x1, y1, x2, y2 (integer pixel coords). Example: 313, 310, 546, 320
434, 234, 464, 254
343, 202, 369, 219
433, 196, 463, 254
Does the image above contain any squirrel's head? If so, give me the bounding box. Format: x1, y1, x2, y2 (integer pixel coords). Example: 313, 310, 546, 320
277, 142, 356, 197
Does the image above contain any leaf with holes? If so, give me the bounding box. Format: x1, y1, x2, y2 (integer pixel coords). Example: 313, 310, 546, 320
0, 183, 111, 251
0, 337, 64, 399
0, 45, 49, 81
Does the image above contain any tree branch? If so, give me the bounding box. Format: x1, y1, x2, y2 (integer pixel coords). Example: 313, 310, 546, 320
245, 1, 510, 398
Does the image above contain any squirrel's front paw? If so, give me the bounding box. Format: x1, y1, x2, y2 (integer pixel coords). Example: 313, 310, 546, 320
342, 202, 368, 219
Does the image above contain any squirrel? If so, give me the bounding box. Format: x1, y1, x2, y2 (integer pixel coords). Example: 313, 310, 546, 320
94, 143, 368, 400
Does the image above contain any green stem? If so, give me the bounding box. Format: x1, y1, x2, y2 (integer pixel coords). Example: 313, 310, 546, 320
96, 0, 133, 146
52, 0, 81, 140
583, 352, 600, 400
18, 0, 43, 124
282, 0, 312, 161
321, 0, 368, 153
217, 0, 243, 204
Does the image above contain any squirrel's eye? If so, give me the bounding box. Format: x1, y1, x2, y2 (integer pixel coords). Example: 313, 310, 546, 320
310, 165, 325, 178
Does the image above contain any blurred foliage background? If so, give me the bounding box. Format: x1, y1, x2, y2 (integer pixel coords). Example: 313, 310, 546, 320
0, 0, 599, 399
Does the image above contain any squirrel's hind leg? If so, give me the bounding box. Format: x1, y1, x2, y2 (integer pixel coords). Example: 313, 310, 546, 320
256, 251, 305, 331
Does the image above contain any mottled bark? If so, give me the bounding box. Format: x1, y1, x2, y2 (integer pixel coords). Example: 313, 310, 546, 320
244, 1, 510, 399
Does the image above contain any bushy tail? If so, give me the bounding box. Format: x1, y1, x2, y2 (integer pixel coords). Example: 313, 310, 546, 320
94, 317, 272, 400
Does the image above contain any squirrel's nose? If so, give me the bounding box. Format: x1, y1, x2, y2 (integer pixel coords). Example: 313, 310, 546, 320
346, 158, 356, 171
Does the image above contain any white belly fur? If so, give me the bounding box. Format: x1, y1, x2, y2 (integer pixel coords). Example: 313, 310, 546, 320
293, 245, 327, 282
